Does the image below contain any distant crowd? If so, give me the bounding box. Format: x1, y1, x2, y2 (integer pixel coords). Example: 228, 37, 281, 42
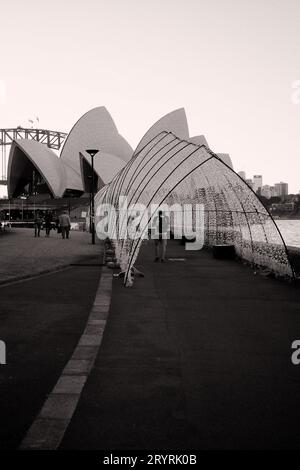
34, 210, 71, 239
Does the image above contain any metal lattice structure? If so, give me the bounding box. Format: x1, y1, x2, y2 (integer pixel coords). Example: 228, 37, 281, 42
0, 128, 67, 180
95, 131, 294, 286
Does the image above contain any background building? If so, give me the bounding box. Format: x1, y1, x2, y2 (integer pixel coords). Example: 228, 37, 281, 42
261, 185, 272, 199
275, 182, 289, 201
253, 175, 263, 193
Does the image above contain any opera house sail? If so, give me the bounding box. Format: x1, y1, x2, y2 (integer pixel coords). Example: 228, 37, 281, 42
7, 107, 133, 199
6, 106, 293, 285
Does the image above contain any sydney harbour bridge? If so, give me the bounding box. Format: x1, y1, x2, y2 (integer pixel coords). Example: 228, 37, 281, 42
0, 128, 67, 183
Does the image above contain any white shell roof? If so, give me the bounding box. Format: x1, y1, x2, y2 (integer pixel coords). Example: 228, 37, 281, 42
189, 135, 209, 147
60, 107, 133, 187
7, 139, 66, 198
133, 108, 233, 169
7, 108, 233, 200
61, 159, 84, 193
135, 108, 189, 155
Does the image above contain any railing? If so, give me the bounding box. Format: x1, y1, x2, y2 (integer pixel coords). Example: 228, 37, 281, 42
0, 128, 67, 149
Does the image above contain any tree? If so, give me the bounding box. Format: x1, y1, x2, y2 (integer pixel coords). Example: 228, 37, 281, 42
269, 196, 281, 205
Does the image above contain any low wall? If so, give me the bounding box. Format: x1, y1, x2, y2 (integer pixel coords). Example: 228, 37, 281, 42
287, 246, 300, 277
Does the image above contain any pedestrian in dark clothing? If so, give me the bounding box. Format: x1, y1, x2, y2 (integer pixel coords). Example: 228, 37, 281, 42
34, 211, 42, 238
53, 213, 60, 234
44, 211, 53, 237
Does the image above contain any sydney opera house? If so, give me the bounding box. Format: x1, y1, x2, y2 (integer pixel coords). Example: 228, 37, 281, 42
4, 106, 295, 282
7, 107, 232, 201
7, 107, 133, 200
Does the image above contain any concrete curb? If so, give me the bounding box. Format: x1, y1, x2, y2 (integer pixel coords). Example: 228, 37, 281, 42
19, 254, 113, 450
0, 264, 72, 288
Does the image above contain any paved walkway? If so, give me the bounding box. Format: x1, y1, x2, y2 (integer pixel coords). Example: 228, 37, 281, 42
60, 240, 300, 450
0, 265, 102, 450
1, 237, 300, 449
0, 228, 101, 284
0, 228, 103, 449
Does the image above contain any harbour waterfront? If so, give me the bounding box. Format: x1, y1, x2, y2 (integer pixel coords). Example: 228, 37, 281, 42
276, 220, 300, 248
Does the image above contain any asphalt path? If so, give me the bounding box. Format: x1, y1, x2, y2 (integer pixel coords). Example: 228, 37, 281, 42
2, 238, 300, 450
61, 240, 300, 450
0, 265, 101, 450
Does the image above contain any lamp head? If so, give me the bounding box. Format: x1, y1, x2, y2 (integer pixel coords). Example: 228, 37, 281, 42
86, 149, 99, 158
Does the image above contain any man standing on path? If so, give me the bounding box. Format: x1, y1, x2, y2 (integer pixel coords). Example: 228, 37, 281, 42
152, 210, 170, 262
58, 211, 71, 239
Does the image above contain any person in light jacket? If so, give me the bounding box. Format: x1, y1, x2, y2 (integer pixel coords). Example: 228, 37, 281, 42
58, 211, 71, 239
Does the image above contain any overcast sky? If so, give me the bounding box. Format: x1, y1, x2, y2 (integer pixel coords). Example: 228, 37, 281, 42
1, 0, 300, 195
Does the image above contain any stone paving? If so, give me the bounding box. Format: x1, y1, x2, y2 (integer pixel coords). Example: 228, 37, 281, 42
0, 228, 102, 284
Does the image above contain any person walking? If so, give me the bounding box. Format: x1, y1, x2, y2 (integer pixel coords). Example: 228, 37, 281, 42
44, 210, 53, 237
34, 211, 42, 238
58, 211, 71, 239
152, 210, 169, 262
53, 212, 60, 234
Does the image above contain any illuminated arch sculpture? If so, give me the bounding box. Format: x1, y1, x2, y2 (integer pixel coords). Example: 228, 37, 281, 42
95, 130, 294, 286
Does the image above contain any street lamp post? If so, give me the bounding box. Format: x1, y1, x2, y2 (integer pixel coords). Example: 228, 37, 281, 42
87, 175, 92, 235
20, 196, 27, 222
86, 149, 99, 244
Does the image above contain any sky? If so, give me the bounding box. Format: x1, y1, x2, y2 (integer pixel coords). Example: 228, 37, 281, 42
1, 0, 300, 197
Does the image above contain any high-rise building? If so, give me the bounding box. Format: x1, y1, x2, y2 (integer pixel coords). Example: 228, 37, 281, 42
238, 171, 246, 180
261, 185, 272, 199
275, 182, 288, 200
246, 178, 254, 189
253, 175, 263, 193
